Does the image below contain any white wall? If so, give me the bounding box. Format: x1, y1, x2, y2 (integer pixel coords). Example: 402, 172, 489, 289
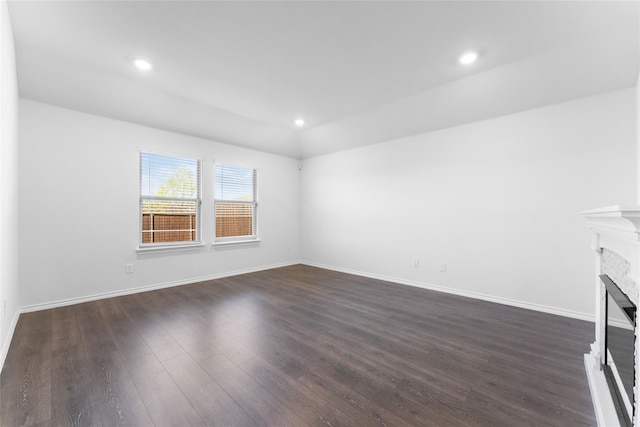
18, 100, 300, 308
0, 0, 20, 363
301, 88, 637, 319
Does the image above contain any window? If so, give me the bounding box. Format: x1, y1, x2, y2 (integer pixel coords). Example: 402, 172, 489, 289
140, 151, 201, 246
214, 163, 257, 242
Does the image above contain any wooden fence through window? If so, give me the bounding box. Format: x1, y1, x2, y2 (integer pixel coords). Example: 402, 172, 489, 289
142, 203, 253, 243
142, 213, 197, 243
215, 203, 253, 238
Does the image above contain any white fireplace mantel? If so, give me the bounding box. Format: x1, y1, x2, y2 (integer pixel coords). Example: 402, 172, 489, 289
582, 205, 640, 247
580, 205, 640, 427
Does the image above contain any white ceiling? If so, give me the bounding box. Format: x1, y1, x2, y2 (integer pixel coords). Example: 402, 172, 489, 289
7, 1, 639, 159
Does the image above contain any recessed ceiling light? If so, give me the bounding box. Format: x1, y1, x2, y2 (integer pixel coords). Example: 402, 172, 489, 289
294, 119, 305, 127
459, 51, 478, 65
134, 59, 153, 71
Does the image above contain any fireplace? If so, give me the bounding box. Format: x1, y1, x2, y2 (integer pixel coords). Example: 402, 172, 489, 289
581, 206, 640, 427
603, 274, 636, 425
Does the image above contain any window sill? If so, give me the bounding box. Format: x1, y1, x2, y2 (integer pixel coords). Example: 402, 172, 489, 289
212, 238, 261, 247
137, 242, 205, 253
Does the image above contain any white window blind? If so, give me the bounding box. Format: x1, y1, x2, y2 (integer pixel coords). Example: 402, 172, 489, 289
140, 152, 201, 245
214, 163, 257, 241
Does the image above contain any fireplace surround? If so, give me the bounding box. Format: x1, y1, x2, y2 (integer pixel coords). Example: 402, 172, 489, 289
603, 273, 636, 424
581, 206, 640, 426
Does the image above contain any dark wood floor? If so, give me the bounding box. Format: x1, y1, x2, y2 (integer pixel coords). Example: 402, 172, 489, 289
1, 264, 596, 426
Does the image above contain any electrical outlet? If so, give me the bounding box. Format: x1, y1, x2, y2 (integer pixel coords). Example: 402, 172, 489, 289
440, 263, 447, 272
125, 264, 134, 274
411, 259, 420, 269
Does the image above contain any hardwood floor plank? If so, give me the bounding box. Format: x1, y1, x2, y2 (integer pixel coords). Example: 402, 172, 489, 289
258, 304, 476, 403
76, 302, 118, 358
135, 289, 220, 362
97, 297, 154, 362
200, 354, 310, 427
125, 353, 205, 427
123, 294, 187, 362
50, 345, 92, 425
162, 353, 258, 427
296, 372, 415, 427
85, 350, 155, 426
1, 265, 596, 426
238, 355, 361, 427
238, 316, 479, 426
0, 310, 53, 426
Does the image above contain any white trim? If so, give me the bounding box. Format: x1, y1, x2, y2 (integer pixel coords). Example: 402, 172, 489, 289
137, 242, 205, 253
2, 260, 593, 373
607, 348, 633, 418
581, 205, 640, 425
0, 308, 20, 372
17, 261, 299, 314
213, 162, 258, 241
579, 206, 640, 245
609, 318, 635, 330
140, 150, 203, 248
585, 351, 622, 427
0, 260, 298, 372
301, 261, 594, 322
212, 238, 261, 247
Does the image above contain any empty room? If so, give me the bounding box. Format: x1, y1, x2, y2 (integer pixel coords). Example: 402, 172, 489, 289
1, 1, 639, 426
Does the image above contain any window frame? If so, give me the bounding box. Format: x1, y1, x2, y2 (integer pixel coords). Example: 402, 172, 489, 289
213, 162, 259, 244
139, 150, 203, 250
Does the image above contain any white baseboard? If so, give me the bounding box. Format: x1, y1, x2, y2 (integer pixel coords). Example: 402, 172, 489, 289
0, 261, 301, 372
18, 260, 301, 314
301, 261, 595, 322
0, 261, 300, 372
0, 308, 21, 371
2, 259, 593, 372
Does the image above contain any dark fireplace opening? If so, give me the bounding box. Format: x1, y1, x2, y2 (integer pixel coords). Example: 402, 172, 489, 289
602, 274, 636, 426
